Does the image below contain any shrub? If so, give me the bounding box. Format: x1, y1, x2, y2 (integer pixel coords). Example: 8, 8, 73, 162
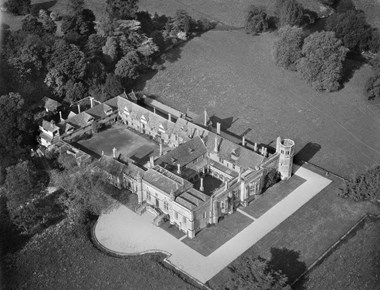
245, 5, 269, 35
274, 0, 304, 27
364, 74, 380, 101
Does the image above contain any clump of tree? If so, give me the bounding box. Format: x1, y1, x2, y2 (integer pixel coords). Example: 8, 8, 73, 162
227, 256, 291, 290
339, 165, 380, 203
274, 0, 304, 27
3, 0, 30, 15
364, 55, 380, 101
273, 25, 304, 71
245, 5, 269, 35
297, 31, 348, 91
326, 9, 380, 53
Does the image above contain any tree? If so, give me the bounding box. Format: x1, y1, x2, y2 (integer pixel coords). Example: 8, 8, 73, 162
85, 34, 106, 58
297, 31, 348, 92
4, 0, 30, 15
318, 0, 338, 6
64, 80, 87, 103
364, 74, 380, 101
245, 5, 269, 35
274, 0, 304, 27
115, 51, 140, 79
336, 0, 356, 13
326, 10, 372, 52
273, 25, 304, 70
171, 10, 191, 34
106, 0, 138, 20
227, 256, 291, 290
101, 73, 124, 101
61, 8, 96, 44
102, 36, 119, 63
39, 10, 57, 34
21, 15, 44, 36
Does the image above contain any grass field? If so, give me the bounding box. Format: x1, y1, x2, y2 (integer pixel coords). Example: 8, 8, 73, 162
2, 220, 201, 290
207, 171, 380, 288
303, 217, 380, 290
137, 30, 380, 178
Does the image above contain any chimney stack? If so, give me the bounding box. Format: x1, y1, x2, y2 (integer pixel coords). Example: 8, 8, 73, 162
253, 142, 258, 152
159, 141, 163, 156
177, 163, 181, 174
77, 104, 81, 114
101, 150, 104, 156
216, 122, 221, 134
150, 155, 154, 167
204, 109, 208, 126
59, 111, 63, 121
89, 97, 94, 108
263, 147, 267, 157
276, 136, 281, 153
225, 181, 228, 190
200, 177, 204, 192
153, 107, 156, 114
168, 113, 171, 122
242, 135, 246, 146
214, 135, 218, 153
112, 147, 117, 159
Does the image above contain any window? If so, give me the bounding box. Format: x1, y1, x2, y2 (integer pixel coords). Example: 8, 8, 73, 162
147, 191, 151, 201
182, 216, 186, 224
221, 201, 225, 210
164, 201, 168, 211
203, 212, 207, 219
232, 164, 235, 170
175, 212, 178, 219
219, 157, 223, 163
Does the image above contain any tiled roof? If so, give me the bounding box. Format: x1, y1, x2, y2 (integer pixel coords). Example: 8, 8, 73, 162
67, 112, 94, 128
42, 97, 61, 112
170, 118, 209, 142
41, 120, 59, 132
144, 98, 183, 118
205, 132, 266, 169
176, 188, 209, 210
97, 156, 126, 177
157, 136, 207, 167
86, 103, 114, 119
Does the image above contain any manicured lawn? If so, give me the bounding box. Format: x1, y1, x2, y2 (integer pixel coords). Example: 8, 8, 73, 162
207, 172, 380, 288
137, 30, 380, 178
2, 220, 201, 290
302, 217, 380, 290
242, 175, 306, 219
182, 211, 253, 256
78, 124, 160, 164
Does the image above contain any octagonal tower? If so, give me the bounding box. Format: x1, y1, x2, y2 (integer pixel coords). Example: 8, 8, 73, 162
276, 137, 295, 180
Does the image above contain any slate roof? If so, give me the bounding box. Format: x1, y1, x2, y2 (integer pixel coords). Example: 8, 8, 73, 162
205, 132, 266, 169
170, 118, 209, 142
41, 97, 61, 112
86, 103, 114, 119
144, 98, 183, 118
41, 120, 59, 132
157, 136, 207, 167
67, 112, 94, 128
176, 188, 209, 210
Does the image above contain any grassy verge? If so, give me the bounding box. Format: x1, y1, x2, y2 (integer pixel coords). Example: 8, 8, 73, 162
2, 219, 201, 290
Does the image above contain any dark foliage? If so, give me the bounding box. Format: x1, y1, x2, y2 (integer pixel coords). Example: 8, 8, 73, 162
61, 8, 96, 45
274, 0, 304, 27
339, 165, 380, 202
101, 73, 124, 102
263, 169, 281, 191
106, 0, 138, 20
171, 10, 191, 34
245, 5, 269, 35
364, 74, 380, 101
21, 15, 45, 36
336, 0, 356, 13
4, 0, 30, 15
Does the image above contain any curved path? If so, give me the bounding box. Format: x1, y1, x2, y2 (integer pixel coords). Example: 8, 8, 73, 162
94, 166, 331, 283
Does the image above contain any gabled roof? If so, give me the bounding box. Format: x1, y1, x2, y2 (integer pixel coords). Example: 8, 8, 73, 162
157, 136, 207, 167
97, 155, 126, 177
170, 117, 209, 142
41, 97, 61, 112
67, 112, 94, 128
86, 103, 114, 119
205, 132, 266, 169
176, 188, 209, 210
41, 120, 59, 132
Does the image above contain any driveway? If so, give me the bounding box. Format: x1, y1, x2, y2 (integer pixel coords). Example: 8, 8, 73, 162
94, 165, 331, 283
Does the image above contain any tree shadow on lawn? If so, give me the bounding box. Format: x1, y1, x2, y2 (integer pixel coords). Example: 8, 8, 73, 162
268, 247, 308, 289
31, 0, 57, 12
340, 53, 367, 88
294, 142, 321, 164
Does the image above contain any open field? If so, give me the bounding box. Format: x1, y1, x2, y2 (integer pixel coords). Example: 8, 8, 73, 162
303, 217, 380, 290
2, 220, 200, 290
208, 171, 380, 288
137, 30, 380, 178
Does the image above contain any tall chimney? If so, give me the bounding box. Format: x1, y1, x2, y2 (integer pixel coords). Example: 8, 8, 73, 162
177, 163, 181, 174
153, 107, 156, 114
263, 147, 267, 157
112, 147, 117, 159
89, 97, 94, 108
102, 150, 104, 156
150, 155, 154, 167
204, 109, 208, 126
200, 177, 204, 191
59, 111, 63, 121
77, 104, 81, 114
216, 122, 221, 135
225, 181, 228, 190
168, 113, 171, 122
214, 135, 218, 153
242, 135, 246, 146
159, 141, 163, 156
253, 142, 258, 152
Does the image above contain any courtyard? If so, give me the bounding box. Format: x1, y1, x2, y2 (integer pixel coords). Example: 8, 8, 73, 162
94, 165, 332, 283
78, 124, 160, 164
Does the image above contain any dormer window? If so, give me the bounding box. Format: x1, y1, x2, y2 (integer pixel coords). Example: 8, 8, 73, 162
123, 106, 130, 116
140, 115, 147, 124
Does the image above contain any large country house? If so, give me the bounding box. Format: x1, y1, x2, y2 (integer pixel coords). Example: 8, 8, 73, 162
39, 93, 294, 239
